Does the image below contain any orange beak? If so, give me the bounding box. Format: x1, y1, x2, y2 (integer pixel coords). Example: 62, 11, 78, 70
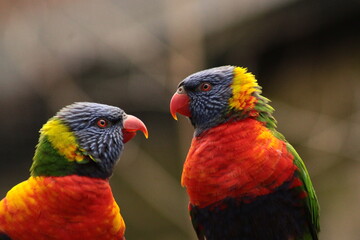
170, 92, 191, 120
122, 115, 148, 143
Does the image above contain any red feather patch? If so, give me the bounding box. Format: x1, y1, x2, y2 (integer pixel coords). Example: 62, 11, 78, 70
0, 175, 125, 239
181, 119, 298, 208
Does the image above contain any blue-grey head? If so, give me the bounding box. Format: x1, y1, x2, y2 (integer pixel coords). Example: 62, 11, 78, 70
31, 102, 148, 179
170, 66, 274, 135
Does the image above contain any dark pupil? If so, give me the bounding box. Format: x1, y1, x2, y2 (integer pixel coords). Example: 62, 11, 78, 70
203, 84, 208, 89
99, 120, 106, 126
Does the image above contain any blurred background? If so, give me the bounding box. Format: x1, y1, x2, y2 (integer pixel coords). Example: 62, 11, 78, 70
0, 0, 359, 239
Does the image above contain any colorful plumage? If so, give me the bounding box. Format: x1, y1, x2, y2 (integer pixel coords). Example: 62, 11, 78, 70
0, 102, 148, 240
170, 66, 320, 240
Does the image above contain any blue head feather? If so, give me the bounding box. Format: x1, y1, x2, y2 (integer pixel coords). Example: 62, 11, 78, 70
179, 66, 235, 135
56, 102, 126, 178
179, 66, 276, 135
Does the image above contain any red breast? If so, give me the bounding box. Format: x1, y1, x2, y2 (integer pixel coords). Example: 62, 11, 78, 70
0, 175, 125, 240
181, 119, 297, 208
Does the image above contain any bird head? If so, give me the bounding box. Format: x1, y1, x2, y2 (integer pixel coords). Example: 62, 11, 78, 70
170, 66, 275, 134
31, 102, 148, 179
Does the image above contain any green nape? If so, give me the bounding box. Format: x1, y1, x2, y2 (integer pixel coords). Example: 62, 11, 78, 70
253, 93, 288, 142
254, 94, 277, 129
30, 135, 77, 177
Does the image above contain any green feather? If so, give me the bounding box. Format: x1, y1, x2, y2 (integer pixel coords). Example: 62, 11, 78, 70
286, 143, 320, 237
30, 135, 77, 176
254, 93, 278, 130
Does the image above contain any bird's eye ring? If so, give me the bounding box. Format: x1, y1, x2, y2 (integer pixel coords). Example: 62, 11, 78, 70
199, 82, 212, 92
97, 119, 108, 128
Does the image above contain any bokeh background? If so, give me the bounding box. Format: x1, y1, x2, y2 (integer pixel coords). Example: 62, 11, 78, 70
0, 0, 359, 239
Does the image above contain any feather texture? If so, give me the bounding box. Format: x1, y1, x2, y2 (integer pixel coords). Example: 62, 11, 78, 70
170, 66, 319, 239
0, 103, 147, 240
182, 119, 297, 207
182, 119, 318, 239
0, 175, 124, 240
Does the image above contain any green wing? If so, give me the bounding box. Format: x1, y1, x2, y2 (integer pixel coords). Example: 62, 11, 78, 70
286, 143, 320, 238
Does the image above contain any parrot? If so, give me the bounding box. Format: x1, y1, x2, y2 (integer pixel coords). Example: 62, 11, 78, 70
170, 66, 320, 240
0, 102, 148, 240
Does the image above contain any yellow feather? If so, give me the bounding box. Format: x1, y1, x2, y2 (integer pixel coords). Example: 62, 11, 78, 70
40, 118, 87, 163
256, 129, 281, 149
229, 67, 261, 111
111, 203, 125, 234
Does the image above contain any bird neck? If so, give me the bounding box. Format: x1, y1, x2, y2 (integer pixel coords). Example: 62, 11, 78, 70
227, 66, 278, 131
30, 133, 79, 177
194, 96, 278, 136
253, 93, 278, 130
30, 118, 99, 178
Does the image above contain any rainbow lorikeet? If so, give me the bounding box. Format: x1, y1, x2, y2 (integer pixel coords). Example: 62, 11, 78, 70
170, 66, 320, 240
0, 102, 148, 240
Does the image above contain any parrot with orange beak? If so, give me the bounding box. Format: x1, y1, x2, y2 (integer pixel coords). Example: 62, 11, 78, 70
0, 102, 148, 240
170, 66, 319, 240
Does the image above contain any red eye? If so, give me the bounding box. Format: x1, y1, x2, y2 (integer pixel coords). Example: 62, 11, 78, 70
199, 82, 212, 91
97, 119, 108, 128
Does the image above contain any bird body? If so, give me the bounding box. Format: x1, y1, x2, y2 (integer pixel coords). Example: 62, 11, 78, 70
0, 176, 123, 239
170, 66, 319, 240
0, 102, 148, 240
